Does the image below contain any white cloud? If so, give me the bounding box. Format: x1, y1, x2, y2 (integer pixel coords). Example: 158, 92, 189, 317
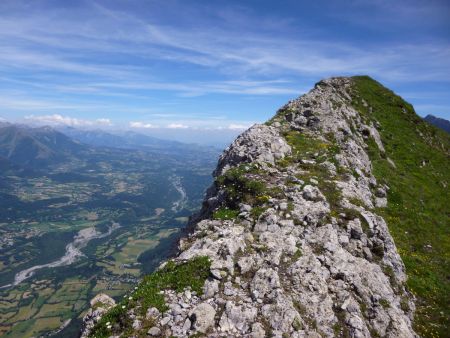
96, 118, 112, 125
227, 123, 251, 130
129, 121, 155, 128
167, 123, 188, 129
25, 114, 112, 127
0, 0, 448, 127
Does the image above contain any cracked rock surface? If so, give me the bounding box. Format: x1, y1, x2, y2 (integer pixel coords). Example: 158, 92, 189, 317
82, 77, 417, 338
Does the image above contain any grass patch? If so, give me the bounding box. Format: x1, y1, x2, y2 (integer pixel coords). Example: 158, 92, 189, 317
216, 165, 269, 209
283, 130, 329, 156
379, 298, 390, 309
213, 207, 240, 220
352, 75, 450, 337
250, 206, 268, 220
292, 248, 303, 261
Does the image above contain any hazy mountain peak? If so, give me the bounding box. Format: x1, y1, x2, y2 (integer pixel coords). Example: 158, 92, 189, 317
424, 114, 450, 133
0, 123, 87, 167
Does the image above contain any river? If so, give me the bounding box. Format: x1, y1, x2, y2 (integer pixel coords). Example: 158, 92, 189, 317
0, 223, 120, 288
170, 175, 187, 212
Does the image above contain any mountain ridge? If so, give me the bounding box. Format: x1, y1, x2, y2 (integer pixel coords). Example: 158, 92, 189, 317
424, 114, 450, 133
81, 76, 449, 338
0, 124, 88, 168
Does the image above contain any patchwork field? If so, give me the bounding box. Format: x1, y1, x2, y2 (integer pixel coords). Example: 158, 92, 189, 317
0, 146, 216, 337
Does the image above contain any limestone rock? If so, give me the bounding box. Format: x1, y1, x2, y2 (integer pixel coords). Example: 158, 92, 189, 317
215, 124, 291, 176
190, 302, 216, 333
81, 77, 417, 338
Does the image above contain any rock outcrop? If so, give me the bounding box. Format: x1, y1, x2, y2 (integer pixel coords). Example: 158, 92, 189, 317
82, 77, 417, 338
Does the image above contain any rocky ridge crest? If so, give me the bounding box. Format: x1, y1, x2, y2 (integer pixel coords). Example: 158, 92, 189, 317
83, 77, 416, 338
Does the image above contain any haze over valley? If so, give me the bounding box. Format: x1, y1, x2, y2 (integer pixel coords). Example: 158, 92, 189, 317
0, 123, 218, 336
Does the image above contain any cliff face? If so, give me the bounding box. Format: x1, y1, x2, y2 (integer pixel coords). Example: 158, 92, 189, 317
83, 77, 421, 338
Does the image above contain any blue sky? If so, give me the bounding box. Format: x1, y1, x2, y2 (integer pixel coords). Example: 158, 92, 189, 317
0, 0, 449, 144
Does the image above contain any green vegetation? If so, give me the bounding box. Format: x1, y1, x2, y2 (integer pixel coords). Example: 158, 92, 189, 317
292, 248, 303, 261
250, 206, 268, 220
215, 164, 270, 210
89, 256, 211, 338
379, 298, 390, 309
213, 207, 240, 220
283, 130, 330, 157
352, 76, 450, 337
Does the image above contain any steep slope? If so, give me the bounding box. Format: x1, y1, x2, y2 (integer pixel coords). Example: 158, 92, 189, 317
82, 76, 449, 338
424, 114, 450, 134
351, 77, 450, 337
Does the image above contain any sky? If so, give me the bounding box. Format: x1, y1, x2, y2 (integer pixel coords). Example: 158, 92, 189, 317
0, 0, 449, 145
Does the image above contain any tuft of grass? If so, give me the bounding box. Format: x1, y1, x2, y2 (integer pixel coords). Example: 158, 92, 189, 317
352, 75, 450, 337
250, 206, 268, 220
216, 165, 269, 209
213, 207, 240, 220
379, 298, 391, 309
89, 256, 211, 338
292, 248, 303, 261
283, 130, 328, 156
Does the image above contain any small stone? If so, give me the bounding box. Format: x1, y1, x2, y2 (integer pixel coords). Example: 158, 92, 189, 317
363, 247, 373, 261
182, 318, 191, 332
279, 202, 288, 211
339, 235, 349, 245
148, 326, 161, 336
146, 307, 160, 320
350, 220, 363, 239
240, 204, 252, 212
375, 187, 387, 197
302, 185, 323, 201
203, 279, 219, 299
224, 282, 235, 296
251, 322, 265, 338
160, 316, 171, 326
132, 319, 141, 330
171, 304, 183, 315
89, 293, 115, 308
190, 302, 216, 333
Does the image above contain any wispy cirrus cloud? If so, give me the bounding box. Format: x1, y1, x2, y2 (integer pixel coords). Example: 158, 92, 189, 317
1, 1, 448, 82
0, 0, 449, 132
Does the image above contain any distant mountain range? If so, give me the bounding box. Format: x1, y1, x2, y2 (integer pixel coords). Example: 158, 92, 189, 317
424, 114, 450, 133
0, 123, 219, 170
0, 123, 88, 168
57, 127, 213, 152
